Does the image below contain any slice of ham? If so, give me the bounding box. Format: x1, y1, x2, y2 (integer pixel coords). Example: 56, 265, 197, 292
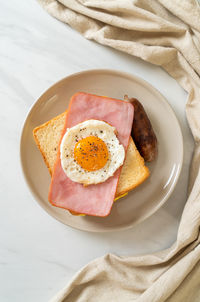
49, 92, 134, 217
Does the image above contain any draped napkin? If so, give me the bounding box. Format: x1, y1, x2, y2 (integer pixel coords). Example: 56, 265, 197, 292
37, 0, 200, 301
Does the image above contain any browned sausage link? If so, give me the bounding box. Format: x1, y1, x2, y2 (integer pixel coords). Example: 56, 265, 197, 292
127, 97, 158, 162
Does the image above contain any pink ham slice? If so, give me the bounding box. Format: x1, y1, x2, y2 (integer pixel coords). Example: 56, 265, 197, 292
49, 92, 134, 217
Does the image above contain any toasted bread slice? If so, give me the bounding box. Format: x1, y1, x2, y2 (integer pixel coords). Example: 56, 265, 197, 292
33, 112, 149, 197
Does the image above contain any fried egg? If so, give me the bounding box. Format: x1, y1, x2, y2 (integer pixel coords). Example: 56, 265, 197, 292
60, 120, 125, 185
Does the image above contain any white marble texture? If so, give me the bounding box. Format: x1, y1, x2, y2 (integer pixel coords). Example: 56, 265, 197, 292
0, 0, 195, 301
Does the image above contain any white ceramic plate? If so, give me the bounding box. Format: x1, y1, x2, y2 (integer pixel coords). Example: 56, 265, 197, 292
20, 69, 183, 232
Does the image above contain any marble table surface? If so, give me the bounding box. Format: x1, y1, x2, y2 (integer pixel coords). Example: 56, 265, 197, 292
0, 0, 194, 301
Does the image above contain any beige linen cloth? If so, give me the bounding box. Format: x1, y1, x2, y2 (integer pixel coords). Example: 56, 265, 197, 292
38, 0, 200, 301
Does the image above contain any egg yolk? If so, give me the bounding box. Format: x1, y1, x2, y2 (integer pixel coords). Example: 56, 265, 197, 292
74, 136, 109, 171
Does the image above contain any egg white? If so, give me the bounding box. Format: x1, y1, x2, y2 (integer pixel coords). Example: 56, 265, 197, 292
60, 120, 125, 185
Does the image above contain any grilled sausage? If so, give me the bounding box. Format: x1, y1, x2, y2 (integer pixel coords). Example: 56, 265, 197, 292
125, 96, 158, 162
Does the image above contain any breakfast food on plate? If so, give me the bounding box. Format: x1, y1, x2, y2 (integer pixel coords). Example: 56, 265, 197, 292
33, 92, 152, 217
33, 112, 149, 197
125, 96, 158, 162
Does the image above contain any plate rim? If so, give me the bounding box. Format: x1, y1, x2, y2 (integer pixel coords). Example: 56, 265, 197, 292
20, 68, 184, 232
